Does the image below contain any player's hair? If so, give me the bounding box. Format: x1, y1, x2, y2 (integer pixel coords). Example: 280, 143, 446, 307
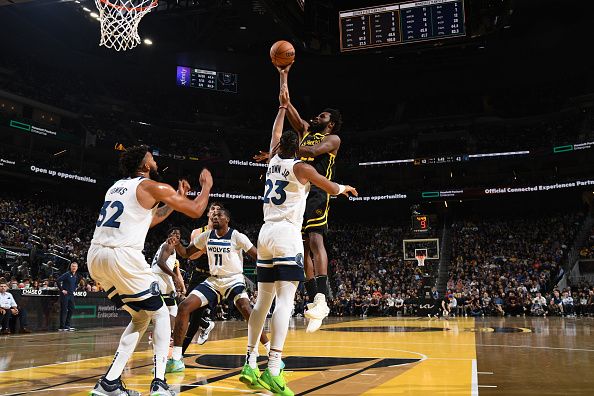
119, 145, 149, 177
167, 226, 181, 235
218, 207, 231, 220
279, 130, 299, 158
324, 108, 342, 133
208, 201, 224, 210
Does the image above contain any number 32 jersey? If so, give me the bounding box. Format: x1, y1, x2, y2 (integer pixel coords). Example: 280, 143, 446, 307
192, 228, 254, 276
263, 154, 310, 226
91, 177, 155, 251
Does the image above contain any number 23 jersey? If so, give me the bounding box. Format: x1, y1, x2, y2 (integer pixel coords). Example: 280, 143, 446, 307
263, 154, 310, 226
91, 177, 155, 251
192, 228, 253, 276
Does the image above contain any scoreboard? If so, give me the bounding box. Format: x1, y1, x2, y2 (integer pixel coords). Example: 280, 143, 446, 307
176, 66, 238, 93
339, 0, 465, 52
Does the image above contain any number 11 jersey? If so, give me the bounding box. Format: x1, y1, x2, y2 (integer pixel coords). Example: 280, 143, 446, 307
192, 228, 254, 277
91, 177, 155, 251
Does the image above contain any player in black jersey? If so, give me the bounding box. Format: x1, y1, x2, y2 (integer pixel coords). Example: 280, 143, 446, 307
180, 201, 223, 355
255, 64, 342, 332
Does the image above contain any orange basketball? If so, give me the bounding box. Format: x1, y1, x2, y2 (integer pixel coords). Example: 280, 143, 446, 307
270, 40, 295, 68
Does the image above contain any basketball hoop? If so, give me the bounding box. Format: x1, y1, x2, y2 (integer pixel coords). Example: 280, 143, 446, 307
95, 0, 158, 51
415, 254, 426, 267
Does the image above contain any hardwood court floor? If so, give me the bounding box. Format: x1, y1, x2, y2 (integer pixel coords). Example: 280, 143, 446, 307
0, 316, 593, 395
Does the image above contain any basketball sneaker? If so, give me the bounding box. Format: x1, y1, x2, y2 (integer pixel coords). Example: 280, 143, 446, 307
197, 321, 215, 345
149, 378, 175, 396
165, 358, 185, 373
257, 368, 293, 396
305, 293, 329, 333
89, 376, 140, 396
238, 364, 262, 389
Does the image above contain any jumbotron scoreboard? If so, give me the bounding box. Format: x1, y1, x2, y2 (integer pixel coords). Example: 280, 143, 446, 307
176, 66, 238, 93
339, 0, 465, 52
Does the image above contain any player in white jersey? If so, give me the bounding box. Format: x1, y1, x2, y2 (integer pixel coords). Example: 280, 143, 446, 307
87, 145, 213, 396
151, 227, 185, 329
239, 83, 357, 396
165, 208, 271, 372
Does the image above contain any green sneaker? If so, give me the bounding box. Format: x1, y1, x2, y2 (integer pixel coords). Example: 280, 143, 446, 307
238, 364, 263, 390
165, 358, 185, 373
257, 368, 293, 396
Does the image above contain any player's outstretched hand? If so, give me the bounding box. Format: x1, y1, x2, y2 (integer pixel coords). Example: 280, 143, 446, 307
199, 168, 213, 190
279, 83, 290, 107
276, 61, 294, 74
253, 151, 270, 162
177, 179, 191, 196
166, 236, 179, 246
342, 185, 358, 197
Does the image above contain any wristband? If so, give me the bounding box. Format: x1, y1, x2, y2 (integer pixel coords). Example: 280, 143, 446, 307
279, 106, 287, 110
337, 184, 346, 195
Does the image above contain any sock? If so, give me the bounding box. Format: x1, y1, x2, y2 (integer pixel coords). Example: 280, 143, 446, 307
304, 278, 317, 299
172, 346, 183, 361
247, 282, 275, 368
246, 345, 258, 369
151, 305, 171, 380
315, 275, 328, 298
105, 311, 150, 381
268, 350, 282, 376
268, 281, 297, 376
264, 341, 271, 355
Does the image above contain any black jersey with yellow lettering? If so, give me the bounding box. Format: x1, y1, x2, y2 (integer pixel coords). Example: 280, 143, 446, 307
299, 132, 337, 181
300, 132, 337, 234
187, 225, 211, 288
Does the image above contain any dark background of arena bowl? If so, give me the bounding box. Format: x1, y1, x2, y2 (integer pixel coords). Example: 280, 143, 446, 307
0, 0, 593, 216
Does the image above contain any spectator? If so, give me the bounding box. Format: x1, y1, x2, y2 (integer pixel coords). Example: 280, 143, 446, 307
0, 281, 30, 334
562, 291, 575, 317
531, 292, 547, 317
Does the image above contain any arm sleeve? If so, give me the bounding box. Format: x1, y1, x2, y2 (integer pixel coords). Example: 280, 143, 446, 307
234, 232, 254, 252
192, 231, 209, 250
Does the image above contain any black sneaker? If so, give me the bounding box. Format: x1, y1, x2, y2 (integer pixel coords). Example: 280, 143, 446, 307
150, 378, 175, 395
90, 376, 140, 396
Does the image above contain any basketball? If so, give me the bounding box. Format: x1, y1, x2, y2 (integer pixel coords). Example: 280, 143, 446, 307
270, 40, 295, 68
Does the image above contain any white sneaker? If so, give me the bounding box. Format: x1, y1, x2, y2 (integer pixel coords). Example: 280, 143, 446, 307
305, 293, 329, 333
197, 321, 215, 345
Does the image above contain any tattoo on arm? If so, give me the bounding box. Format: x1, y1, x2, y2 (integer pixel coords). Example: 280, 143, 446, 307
155, 205, 173, 219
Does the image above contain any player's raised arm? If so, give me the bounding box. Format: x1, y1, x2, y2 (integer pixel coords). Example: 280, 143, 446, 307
278, 64, 309, 137
293, 162, 358, 197
142, 169, 213, 219
269, 84, 290, 157
150, 179, 190, 228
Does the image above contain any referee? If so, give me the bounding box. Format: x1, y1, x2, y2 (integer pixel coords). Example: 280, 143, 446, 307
57, 262, 80, 331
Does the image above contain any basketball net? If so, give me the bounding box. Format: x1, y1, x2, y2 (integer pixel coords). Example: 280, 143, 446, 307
95, 0, 157, 51
415, 254, 426, 267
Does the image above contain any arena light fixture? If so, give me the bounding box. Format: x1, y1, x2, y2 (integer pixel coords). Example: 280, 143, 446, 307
83, 7, 91, 12
143, 38, 153, 45
90, 12, 99, 18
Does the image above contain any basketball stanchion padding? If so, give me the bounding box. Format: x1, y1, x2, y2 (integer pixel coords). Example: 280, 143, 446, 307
95, 0, 157, 51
